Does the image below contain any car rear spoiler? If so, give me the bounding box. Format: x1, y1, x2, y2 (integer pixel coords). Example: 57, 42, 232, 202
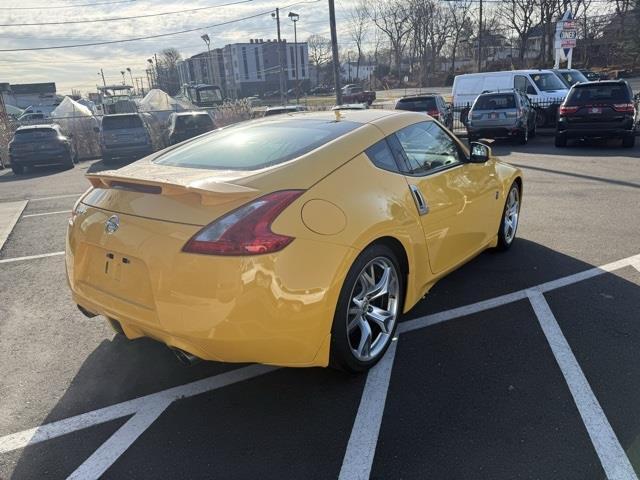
86, 170, 258, 206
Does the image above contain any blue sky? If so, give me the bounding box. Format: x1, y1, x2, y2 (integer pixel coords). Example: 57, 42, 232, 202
0, 0, 356, 94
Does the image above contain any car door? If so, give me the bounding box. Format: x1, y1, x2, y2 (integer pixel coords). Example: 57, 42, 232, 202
390, 121, 501, 274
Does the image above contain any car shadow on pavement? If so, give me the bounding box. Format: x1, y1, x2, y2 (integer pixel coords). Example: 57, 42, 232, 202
8, 240, 640, 479
488, 135, 640, 158
86, 160, 125, 174
0, 165, 72, 182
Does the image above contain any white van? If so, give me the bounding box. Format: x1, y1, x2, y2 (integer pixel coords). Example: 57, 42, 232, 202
452, 70, 569, 106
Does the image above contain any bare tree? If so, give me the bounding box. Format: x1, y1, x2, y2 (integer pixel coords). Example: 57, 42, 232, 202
447, 0, 473, 74
348, 1, 368, 82
498, 0, 539, 61
411, 0, 450, 83
158, 48, 182, 95
307, 34, 332, 85
366, 0, 413, 82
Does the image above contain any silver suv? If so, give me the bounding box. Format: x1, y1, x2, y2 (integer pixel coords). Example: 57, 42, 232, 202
467, 90, 537, 144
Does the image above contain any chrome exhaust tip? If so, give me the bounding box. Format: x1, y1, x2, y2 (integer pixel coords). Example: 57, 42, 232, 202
171, 348, 201, 366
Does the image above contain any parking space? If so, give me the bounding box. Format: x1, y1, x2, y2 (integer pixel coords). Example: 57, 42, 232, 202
1, 135, 640, 479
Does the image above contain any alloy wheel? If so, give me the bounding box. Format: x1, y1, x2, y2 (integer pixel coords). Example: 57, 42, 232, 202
346, 257, 399, 362
503, 187, 520, 244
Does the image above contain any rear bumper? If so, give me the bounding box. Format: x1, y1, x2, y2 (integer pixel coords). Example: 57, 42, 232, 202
557, 118, 635, 137
467, 126, 523, 138
66, 208, 356, 367
102, 144, 153, 161
10, 150, 70, 166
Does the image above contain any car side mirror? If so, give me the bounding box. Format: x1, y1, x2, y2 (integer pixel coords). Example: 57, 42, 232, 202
469, 142, 491, 163
93, 126, 100, 133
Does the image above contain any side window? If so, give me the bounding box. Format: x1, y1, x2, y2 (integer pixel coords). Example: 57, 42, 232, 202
365, 139, 401, 173
515, 75, 537, 95
394, 122, 463, 176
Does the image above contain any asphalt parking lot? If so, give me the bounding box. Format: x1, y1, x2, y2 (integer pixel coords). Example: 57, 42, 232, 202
0, 135, 639, 480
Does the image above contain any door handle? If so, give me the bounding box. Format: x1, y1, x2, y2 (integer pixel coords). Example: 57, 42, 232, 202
409, 184, 429, 215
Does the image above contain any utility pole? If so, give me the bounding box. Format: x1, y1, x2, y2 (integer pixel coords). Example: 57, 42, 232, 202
99, 68, 107, 88
477, 0, 483, 72
328, 0, 342, 105
288, 12, 300, 104
272, 8, 286, 105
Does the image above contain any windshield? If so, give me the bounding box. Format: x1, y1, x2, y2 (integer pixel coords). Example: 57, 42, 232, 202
175, 114, 213, 129
529, 73, 566, 92
558, 70, 588, 86
102, 115, 143, 130
396, 98, 437, 112
566, 84, 631, 105
198, 88, 223, 103
474, 94, 516, 110
155, 119, 359, 171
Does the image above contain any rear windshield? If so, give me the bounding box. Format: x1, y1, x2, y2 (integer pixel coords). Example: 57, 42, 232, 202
14, 128, 57, 140
396, 98, 437, 111
529, 73, 566, 91
566, 84, 631, 104
102, 115, 143, 130
155, 118, 360, 171
175, 114, 213, 129
474, 94, 516, 110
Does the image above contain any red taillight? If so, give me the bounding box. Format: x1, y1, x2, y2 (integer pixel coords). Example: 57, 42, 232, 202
427, 110, 439, 118
559, 105, 579, 116
613, 103, 635, 113
182, 190, 305, 256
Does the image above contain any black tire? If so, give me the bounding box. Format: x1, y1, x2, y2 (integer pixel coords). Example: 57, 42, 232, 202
622, 134, 635, 148
62, 153, 75, 170
11, 163, 25, 175
496, 182, 521, 251
329, 243, 404, 373
518, 128, 529, 145
529, 121, 537, 139
554, 134, 567, 148
72, 153, 79, 164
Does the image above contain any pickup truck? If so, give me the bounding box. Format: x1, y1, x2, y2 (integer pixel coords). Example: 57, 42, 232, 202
341, 85, 376, 105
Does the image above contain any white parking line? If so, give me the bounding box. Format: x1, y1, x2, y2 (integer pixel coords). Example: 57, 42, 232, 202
0, 200, 27, 251
0, 251, 65, 264
528, 291, 638, 480
67, 400, 172, 480
28, 193, 83, 202
22, 210, 69, 218
339, 339, 398, 480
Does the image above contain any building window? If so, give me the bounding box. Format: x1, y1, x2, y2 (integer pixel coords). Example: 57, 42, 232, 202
299, 46, 305, 78
242, 47, 249, 80
254, 47, 261, 79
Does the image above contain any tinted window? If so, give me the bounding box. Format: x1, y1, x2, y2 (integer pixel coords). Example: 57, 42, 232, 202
529, 73, 566, 91
396, 97, 437, 111
155, 119, 360, 171
175, 114, 213, 129
102, 115, 143, 130
14, 128, 57, 141
394, 121, 463, 175
474, 94, 516, 110
566, 84, 631, 105
365, 139, 399, 172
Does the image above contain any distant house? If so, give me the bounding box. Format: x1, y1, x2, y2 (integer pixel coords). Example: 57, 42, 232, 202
0, 82, 58, 109
340, 62, 376, 82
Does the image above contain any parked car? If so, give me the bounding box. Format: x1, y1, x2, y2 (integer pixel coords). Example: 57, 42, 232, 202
263, 105, 308, 117
67, 110, 522, 372
580, 70, 601, 81
8, 124, 77, 174
168, 111, 216, 145
556, 79, 637, 148
552, 69, 589, 88
98, 113, 153, 165
453, 69, 568, 126
394, 94, 453, 129
342, 85, 376, 105
310, 86, 331, 95
467, 90, 537, 144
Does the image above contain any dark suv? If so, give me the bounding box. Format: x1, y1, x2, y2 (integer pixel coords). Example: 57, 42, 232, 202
395, 94, 453, 129
8, 124, 77, 174
168, 111, 215, 145
556, 80, 637, 148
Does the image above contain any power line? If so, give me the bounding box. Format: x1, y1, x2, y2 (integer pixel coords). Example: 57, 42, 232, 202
0, 0, 254, 27
0, 0, 136, 10
0, 0, 322, 52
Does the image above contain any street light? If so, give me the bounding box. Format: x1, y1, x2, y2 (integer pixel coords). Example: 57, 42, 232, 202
147, 58, 155, 89
120, 70, 126, 85
126, 67, 134, 92
201, 33, 215, 87
271, 9, 286, 105
288, 12, 300, 104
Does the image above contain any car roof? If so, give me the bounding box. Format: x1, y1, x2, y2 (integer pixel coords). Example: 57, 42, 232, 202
572, 79, 628, 87
103, 113, 141, 117
397, 93, 441, 99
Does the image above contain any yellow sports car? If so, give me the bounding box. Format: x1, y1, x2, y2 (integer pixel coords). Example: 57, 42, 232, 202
66, 110, 522, 372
